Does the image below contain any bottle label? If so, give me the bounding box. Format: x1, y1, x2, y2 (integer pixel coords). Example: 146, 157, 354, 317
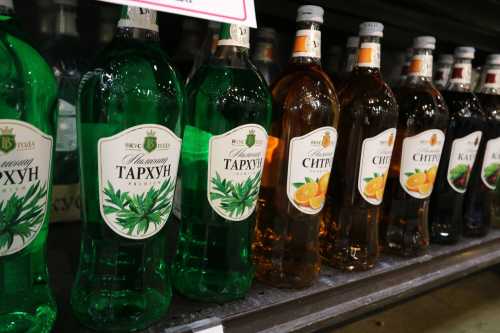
447, 131, 482, 193
207, 124, 267, 221
287, 127, 337, 214
98, 125, 181, 239
0, 120, 52, 256
117, 7, 158, 32
345, 52, 357, 73
449, 63, 471, 85
357, 42, 381, 68
358, 128, 396, 205
434, 66, 451, 87
481, 136, 500, 190
483, 69, 500, 90
408, 54, 433, 78
56, 99, 77, 152
218, 24, 250, 49
399, 129, 445, 199
292, 29, 321, 59
254, 42, 273, 63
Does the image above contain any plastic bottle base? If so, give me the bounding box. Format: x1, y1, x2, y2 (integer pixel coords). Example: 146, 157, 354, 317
0, 305, 56, 333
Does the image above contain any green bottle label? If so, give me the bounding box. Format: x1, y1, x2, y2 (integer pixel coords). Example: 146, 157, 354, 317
0, 120, 52, 256
98, 124, 181, 239
207, 124, 267, 221
117, 6, 159, 32
217, 23, 250, 49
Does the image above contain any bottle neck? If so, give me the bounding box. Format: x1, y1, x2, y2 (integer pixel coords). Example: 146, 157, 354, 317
447, 58, 472, 92
0, 0, 13, 20
342, 46, 358, 73
253, 39, 274, 63
407, 48, 433, 82
115, 6, 159, 42
434, 61, 452, 89
54, 5, 78, 37
478, 64, 500, 95
291, 20, 321, 66
355, 36, 381, 72
214, 23, 250, 64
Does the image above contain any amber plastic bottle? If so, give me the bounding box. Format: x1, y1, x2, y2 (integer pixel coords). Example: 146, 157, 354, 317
253, 5, 340, 288
320, 22, 398, 271
382, 37, 449, 257
463, 54, 500, 236
429, 47, 487, 244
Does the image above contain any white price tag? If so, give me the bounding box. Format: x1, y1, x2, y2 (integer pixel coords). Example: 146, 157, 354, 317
195, 325, 224, 333
98, 0, 257, 28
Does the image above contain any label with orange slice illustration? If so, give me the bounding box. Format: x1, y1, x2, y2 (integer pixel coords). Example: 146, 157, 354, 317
400, 129, 445, 199
292, 29, 321, 59
480, 136, 500, 190
447, 131, 482, 193
287, 127, 337, 214
358, 128, 396, 205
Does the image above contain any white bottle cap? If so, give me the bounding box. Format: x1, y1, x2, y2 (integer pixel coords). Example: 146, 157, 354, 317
486, 54, 500, 66
346, 36, 359, 48
53, 0, 78, 6
256, 27, 277, 40
413, 36, 436, 50
454, 46, 475, 59
438, 54, 454, 64
359, 22, 384, 37
296, 5, 324, 23
0, 0, 13, 9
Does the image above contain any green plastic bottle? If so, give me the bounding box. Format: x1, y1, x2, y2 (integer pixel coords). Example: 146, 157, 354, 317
71, 6, 184, 331
0, 1, 58, 332
172, 23, 272, 302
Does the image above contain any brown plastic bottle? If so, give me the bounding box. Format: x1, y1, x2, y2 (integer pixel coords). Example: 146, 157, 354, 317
320, 22, 398, 271
382, 37, 449, 257
463, 54, 500, 235
253, 5, 340, 288
429, 47, 487, 244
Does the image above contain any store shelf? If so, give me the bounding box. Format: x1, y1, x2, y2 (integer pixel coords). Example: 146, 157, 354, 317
50, 225, 500, 332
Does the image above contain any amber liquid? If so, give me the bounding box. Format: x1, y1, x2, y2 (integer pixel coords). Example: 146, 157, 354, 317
382, 81, 449, 257
429, 90, 486, 244
464, 93, 500, 234
321, 67, 398, 271
253, 61, 340, 288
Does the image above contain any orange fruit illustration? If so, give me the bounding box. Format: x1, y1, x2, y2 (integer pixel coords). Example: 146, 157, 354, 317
406, 173, 426, 192
417, 182, 432, 195
375, 188, 384, 201
294, 182, 319, 206
364, 176, 384, 198
318, 172, 330, 194
309, 194, 325, 210
425, 166, 438, 184
430, 134, 437, 146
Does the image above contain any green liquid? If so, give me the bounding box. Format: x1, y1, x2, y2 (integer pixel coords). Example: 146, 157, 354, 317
0, 16, 58, 333
71, 26, 184, 331
172, 56, 272, 302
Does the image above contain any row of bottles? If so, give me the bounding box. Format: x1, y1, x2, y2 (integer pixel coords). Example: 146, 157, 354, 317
1, 2, 499, 332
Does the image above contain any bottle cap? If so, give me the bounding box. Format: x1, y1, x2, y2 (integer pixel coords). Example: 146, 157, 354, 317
256, 27, 277, 40
359, 22, 384, 37
53, 0, 78, 6
296, 5, 324, 23
438, 54, 454, 64
454, 46, 475, 59
413, 36, 436, 50
486, 54, 500, 65
0, 0, 13, 9
346, 36, 359, 48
